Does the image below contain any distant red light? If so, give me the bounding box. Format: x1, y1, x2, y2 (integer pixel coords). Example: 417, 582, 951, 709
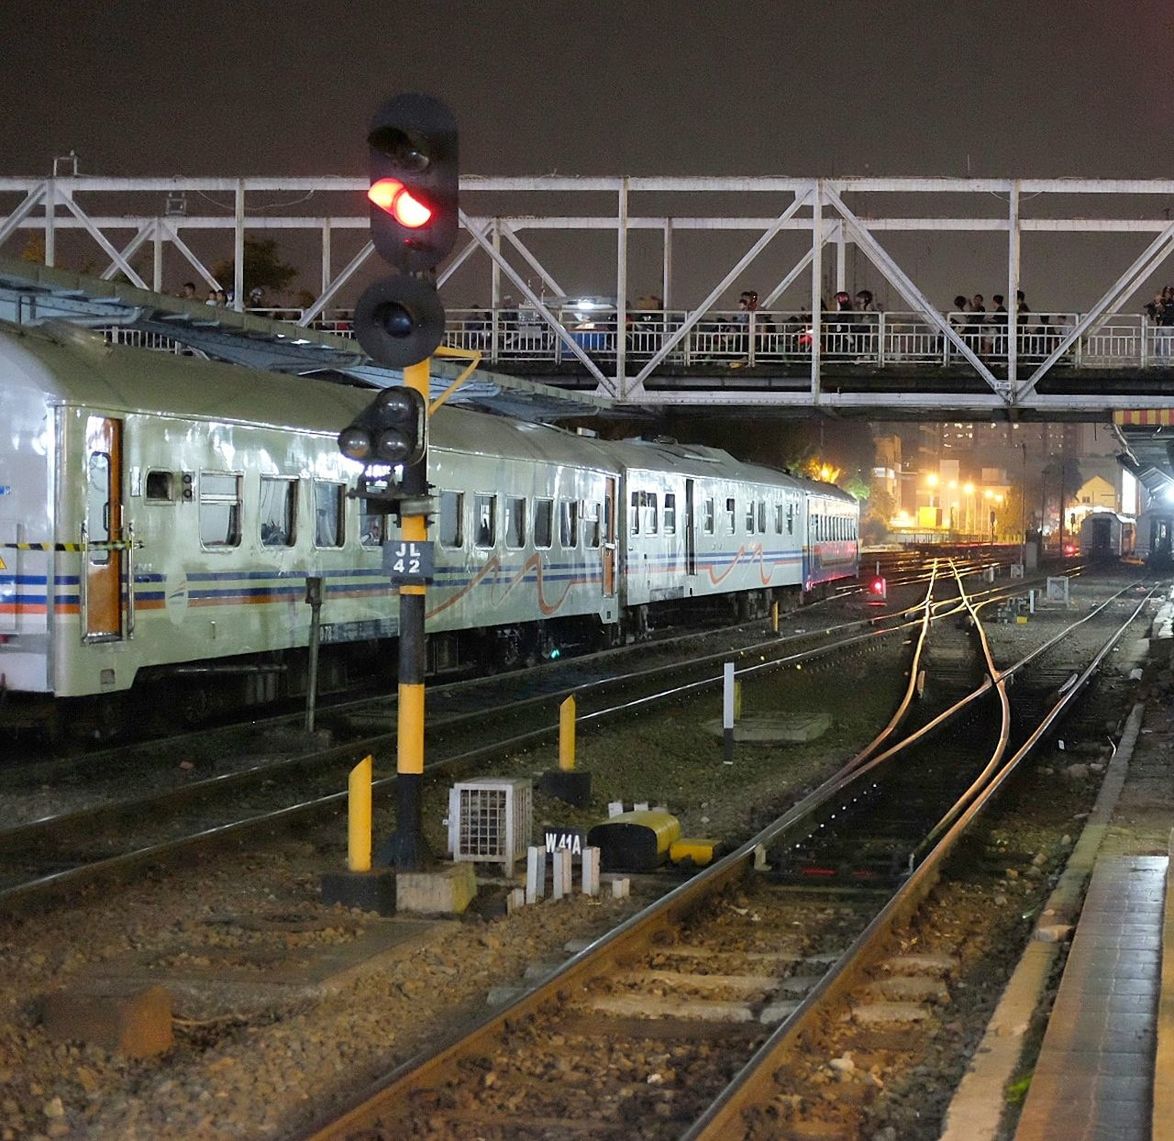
368, 178, 432, 228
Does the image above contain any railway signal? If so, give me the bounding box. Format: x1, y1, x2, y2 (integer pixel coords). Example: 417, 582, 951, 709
366, 93, 458, 273
349, 93, 457, 876
337, 385, 428, 470
355, 93, 457, 369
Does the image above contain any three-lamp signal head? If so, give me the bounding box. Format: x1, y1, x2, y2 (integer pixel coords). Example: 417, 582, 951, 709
338, 386, 428, 469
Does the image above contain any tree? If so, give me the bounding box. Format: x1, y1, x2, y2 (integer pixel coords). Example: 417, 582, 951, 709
861, 485, 896, 545
212, 237, 298, 302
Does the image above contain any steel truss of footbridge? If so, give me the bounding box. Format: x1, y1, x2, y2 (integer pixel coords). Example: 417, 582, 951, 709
1, 171, 1172, 420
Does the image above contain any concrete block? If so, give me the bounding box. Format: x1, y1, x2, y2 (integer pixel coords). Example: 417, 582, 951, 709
607, 801, 624, 817
42, 981, 172, 1058
320, 868, 396, 916
552, 849, 573, 899
526, 846, 546, 904
506, 887, 526, 914
396, 862, 478, 915
611, 877, 630, 899
582, 847, 601, 897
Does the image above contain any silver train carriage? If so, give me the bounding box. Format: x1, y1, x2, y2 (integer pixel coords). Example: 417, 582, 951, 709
0, 322, 859, 735
1136, 505, 1174, 566
1077, 510, 1136, 560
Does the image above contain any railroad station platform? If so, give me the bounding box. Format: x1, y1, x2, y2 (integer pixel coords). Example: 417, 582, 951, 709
943, 666, 1174, 1140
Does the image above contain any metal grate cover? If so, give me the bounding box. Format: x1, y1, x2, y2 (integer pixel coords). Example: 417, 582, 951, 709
449, 777, 532, 873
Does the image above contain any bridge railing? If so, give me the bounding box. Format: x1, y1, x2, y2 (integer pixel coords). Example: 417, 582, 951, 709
441, 308, 1160, 370
101, 308, 1171, 373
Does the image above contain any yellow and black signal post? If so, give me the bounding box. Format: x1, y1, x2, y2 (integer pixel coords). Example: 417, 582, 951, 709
338, 92, 459, 872
389, 357, 431, 869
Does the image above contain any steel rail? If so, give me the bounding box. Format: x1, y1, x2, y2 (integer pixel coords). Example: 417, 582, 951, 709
296, 571, 1131, 1139
684, 584, 1155, 1137
0, 601, 925, 911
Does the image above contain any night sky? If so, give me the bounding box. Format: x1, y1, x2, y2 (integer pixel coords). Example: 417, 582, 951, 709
1, 1, 1169, 179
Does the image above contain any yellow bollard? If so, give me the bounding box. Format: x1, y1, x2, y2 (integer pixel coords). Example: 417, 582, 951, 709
734, 680, 743, 721
347, 755, 374, 873
772, 600, 779, 634
559, 696, 576, 772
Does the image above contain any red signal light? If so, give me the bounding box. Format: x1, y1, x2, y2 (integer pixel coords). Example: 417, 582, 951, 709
872, 579, 884, 593
368, 178, 432, 228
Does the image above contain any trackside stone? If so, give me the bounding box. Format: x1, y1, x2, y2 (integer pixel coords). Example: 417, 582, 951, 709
42, 981, 173, 1057
396, 862, 478, 915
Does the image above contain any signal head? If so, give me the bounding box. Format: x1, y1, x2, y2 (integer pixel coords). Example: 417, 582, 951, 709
366, 93, 458, 273
354, 274, 446, 369
338, 385, 428, 470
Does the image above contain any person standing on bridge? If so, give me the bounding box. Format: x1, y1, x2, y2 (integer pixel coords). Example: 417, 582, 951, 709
1157, 286, 1174, 360
949, 296, 969, 361
968, 294, 986, 355
990, 295, 1008, 358
732, 290, 758, 360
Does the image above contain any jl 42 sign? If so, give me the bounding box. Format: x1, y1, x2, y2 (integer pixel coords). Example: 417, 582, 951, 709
383, 540, 435, 585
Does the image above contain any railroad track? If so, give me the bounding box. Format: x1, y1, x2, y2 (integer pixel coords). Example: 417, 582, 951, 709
0, 563, 1086, 913
0, 595, 927, 910
297, 575, 1153, 1140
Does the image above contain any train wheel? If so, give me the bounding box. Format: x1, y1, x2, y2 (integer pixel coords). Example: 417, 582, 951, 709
181, 686, 211, 727
632, 605, 651, 642
598, 621, 623, 650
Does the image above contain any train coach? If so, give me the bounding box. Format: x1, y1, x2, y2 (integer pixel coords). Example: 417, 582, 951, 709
1136, 504, 1174, 567
0, 321, 859, 737
1077, 510, 1136, 560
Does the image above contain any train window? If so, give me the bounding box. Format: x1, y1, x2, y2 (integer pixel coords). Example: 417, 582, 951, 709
534, 499, 553, 549
360, 509, 385, 547
703, 498, 715, 535
259, 477, 297, 547
774, 503, 784, 534
629, 491, 640, 535
199, 472, 242, 548
87, 452, 111, 565
726, 497, 736, 534
439, 490, 464, 549
757, 502, 767, 534
664, 493, 676, 535
313, 481, 345, 548
582, 501, 601, 548
645, 493, 658, 536
474, 494, 496, 547
559, 499, 579, 548
506, 497, 526, 549
745, 501, 755, 533
145, 470, 175, 502
787, 502, 795, 535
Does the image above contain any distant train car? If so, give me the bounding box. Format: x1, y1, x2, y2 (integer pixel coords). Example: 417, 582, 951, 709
1136, 506, 1174, 567
1078, 511, 1136, 560
0, 321, 859, 736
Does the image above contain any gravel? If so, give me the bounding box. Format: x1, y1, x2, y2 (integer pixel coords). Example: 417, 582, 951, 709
0, 570, 1160, 1139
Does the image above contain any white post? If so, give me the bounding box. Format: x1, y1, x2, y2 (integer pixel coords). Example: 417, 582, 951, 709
582, 847, 601, 897
552, 849, 573, 900
723, 661, 736, 764
526, 845, 546, 904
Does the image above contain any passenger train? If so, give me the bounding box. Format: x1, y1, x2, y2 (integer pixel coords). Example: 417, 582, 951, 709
1137, 504, 1174, 567
1077, 510, 1136, 560
0, 321, 860, 738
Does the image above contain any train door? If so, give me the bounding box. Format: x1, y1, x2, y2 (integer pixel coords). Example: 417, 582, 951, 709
602, 476, 617, 597
83, 416, 124, 641
685, 479, 696, 577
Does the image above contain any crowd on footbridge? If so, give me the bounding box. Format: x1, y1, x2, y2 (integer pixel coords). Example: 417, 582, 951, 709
170, 279, 1174, 372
